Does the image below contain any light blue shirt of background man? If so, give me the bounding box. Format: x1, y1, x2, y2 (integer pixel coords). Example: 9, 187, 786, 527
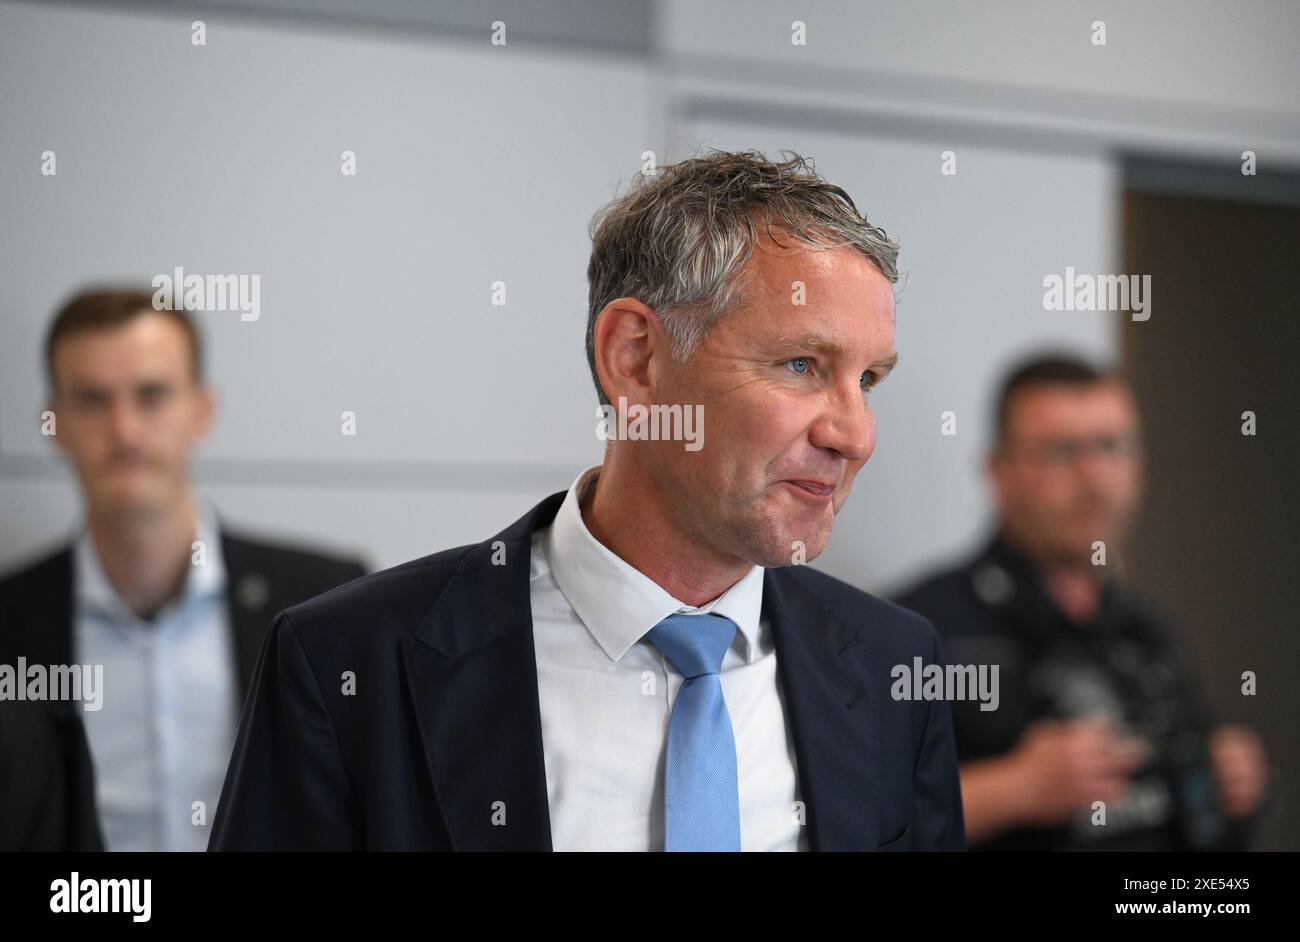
74, 502, 237, 851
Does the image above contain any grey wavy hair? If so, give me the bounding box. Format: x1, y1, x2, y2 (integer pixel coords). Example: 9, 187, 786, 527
584, 148, 900, 407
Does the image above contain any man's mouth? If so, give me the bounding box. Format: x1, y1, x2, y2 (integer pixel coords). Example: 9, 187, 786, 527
781, 479, 836, 500
104, 456, 157, 475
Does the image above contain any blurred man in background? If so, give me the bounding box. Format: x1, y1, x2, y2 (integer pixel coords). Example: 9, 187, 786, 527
0, 289, 366, 850
895, 353, 1269, 850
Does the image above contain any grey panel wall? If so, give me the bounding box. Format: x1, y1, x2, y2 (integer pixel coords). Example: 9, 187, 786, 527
0, 2, 650, 570
3, 0, 1296, 585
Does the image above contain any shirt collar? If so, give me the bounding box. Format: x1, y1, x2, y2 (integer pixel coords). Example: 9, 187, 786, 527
75, 501, 227, 622
544, 465, 765, 664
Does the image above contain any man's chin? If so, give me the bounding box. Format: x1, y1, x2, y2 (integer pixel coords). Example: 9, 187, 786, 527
91, 486, 171, 520
1053, 530, 1117, 567
755, 523, 831, 568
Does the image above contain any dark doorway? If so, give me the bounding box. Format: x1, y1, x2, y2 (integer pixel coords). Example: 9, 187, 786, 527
1121, 160, 1300, 851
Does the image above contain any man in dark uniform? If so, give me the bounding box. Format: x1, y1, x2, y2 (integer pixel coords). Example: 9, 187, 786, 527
895, 353, 1268, 850
0, 288, 366, 850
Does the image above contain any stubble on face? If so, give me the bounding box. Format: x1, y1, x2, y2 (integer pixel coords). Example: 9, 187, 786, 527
644, 236, 897, 569
997, 383, 1144, 568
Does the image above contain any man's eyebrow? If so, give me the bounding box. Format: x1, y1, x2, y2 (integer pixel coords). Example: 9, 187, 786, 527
775, 333, 846, 356
773, 336, 899, 374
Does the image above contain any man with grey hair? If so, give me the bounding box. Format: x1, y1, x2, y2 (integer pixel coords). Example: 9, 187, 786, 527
211, 150, 965, 851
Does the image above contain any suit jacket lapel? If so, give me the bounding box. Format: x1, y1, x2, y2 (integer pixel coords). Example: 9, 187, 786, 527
18, 548, 105, 850
401, 492, 566, 851
765, 568, 881, 851
34, 549, 76, 671
398, 491, 883, 851
218, 533, 269, 703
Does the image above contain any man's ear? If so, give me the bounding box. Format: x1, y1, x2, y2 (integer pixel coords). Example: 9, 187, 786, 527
592, 297, 667, 406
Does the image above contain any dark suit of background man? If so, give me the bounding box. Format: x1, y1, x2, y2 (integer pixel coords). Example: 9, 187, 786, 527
211, 150, 966, 851
0, 290, 366, 851
895, 354, 1269, 850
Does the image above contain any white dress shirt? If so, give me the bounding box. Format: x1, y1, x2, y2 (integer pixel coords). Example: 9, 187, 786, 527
529, 465, 807, 851
74, 503, 238, 851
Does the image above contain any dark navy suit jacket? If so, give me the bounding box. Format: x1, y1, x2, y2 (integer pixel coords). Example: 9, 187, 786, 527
209, 491, 965, 851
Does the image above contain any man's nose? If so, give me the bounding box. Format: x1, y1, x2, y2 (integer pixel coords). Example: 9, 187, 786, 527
809, 380, 874, 462
107, 396, 144, 442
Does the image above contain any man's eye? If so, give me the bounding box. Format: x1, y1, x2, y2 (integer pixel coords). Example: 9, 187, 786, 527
138, 386, 170, 407
786, 358, 809, 374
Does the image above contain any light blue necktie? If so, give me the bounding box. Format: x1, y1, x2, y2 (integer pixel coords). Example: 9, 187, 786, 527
645, 612, 742, 852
